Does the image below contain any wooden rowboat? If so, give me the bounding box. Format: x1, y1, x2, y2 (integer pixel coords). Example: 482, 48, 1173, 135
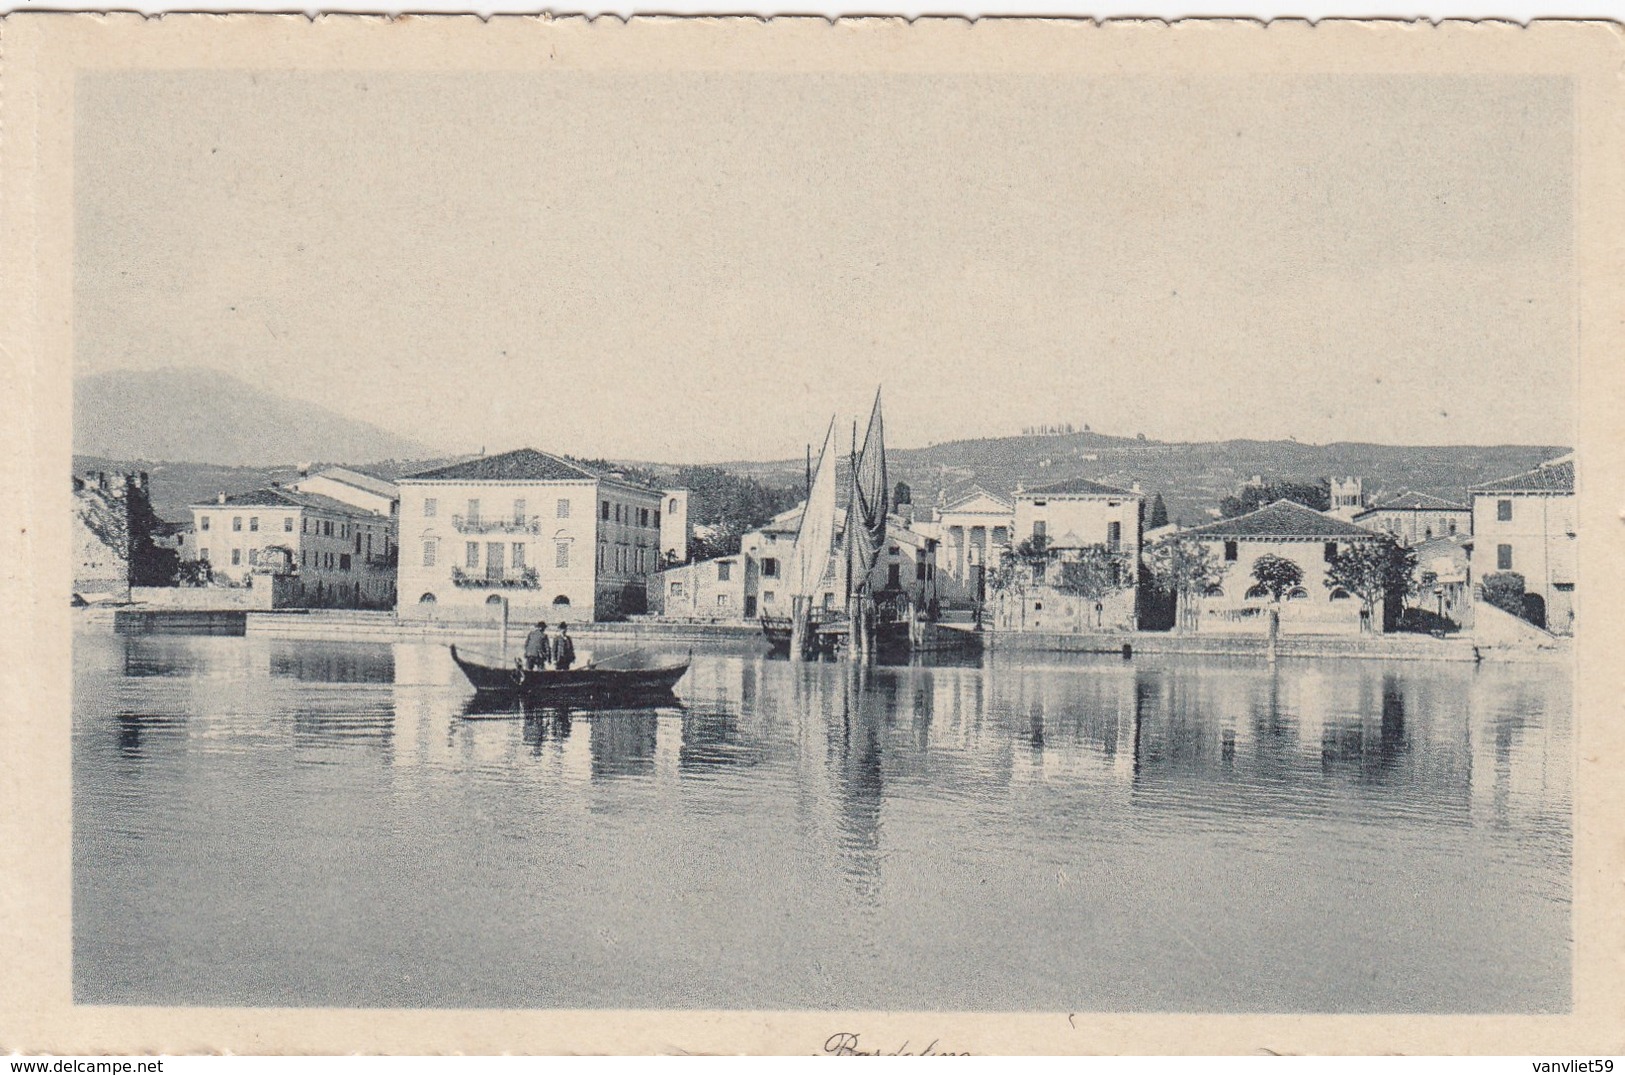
448, 644, 689, 703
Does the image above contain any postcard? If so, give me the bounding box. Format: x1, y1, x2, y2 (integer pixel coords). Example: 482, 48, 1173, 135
2, 14, 1622, 1056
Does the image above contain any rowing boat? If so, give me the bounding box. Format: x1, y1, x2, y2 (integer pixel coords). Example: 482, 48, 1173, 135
448, 644, 689, 703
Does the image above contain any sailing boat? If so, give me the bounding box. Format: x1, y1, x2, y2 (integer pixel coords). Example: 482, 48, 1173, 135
760, 418, 839, 657
843, 390, 891, 661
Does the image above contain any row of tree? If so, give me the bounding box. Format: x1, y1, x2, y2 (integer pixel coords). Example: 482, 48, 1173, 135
1217, 479, 1332, 519
1019, 423, 1090, 436
668, 465, 804, 561
989, 532, 1420, 632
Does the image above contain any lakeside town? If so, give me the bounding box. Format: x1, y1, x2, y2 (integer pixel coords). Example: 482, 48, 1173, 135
72, 410, 1577, 661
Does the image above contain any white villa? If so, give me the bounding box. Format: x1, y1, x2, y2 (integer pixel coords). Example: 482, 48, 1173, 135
396, 448, 687, 622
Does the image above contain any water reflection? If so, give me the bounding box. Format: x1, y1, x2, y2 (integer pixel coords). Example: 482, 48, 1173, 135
1122, 662, 1477, 825
269, 641, 395, 684
519, 710, 573, 753
588, 711, 659, 779
678, 708, 765, 773
73, 626, 1573, 1012
832, 668, 885, 905
113, 710, 187, 759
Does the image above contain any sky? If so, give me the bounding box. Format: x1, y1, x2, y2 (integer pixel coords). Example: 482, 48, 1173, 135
75, 70, 1575, 462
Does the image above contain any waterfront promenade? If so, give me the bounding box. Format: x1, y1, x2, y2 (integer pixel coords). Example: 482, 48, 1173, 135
89, 606, 1567, 663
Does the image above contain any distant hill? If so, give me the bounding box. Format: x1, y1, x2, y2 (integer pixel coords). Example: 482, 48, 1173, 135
74, 368, 433, 467
77, 395, 1570, 534
717, 432, 1571, 528
72, 455, 466, 524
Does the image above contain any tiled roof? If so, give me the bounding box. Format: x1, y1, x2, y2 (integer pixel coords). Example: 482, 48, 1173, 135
192, 486, 384, 518
1471, 457, 1574, 494
1018, 476, 1138, 499
200, 487, 304, 508
1413, 534, 1470, 557
306, 467, 398, 498
401, 448, 602, 483
940, 484, 1015, 512
1183, 499, 1382, 541
1357, 490, 1468, 513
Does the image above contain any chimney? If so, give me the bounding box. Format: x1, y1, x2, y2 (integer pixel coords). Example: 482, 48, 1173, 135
1131, 481, 1142, 494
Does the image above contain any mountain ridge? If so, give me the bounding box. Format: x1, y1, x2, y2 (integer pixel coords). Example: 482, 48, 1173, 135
75, 369, 1569, 528
74, 367, 434, 467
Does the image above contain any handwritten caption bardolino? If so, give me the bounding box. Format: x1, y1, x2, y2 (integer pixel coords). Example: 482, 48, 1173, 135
822, 1033, 969, 1056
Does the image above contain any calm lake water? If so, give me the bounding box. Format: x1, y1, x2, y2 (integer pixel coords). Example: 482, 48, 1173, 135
73, 626, 1571, 1012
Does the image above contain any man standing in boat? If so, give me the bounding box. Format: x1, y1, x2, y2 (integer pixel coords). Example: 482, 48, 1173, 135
552, 622, 576, 672
524, 621, 551, 673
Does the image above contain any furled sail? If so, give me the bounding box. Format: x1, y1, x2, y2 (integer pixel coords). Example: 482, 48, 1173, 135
791, 418, 838, 600
843, 390, 889, 598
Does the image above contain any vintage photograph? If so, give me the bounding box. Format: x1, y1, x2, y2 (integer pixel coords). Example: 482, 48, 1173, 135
8, 14, 1619, 1052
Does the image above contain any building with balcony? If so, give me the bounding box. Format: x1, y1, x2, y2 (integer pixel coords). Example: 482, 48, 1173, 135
1353, 490, 1471, 546
397, 448, 683, 621
1469, 455, 1575, 634
189, 485, 397, 608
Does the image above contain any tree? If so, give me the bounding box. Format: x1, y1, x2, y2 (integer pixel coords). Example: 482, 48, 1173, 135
1148, 537, 1227, 631
1220, 479, 1332, 519
893, 481, 912, 506
1147, 493, 1169, 530
668, 465, 802, 548
176, 558, 213, 587
1015, 532, 1050, 561
1480, 571, 1527, 618
1055, 545, 1126, 629
985, 550, 1027, 629
1324, 538, 1417, 627
1249, 554, 1303, 602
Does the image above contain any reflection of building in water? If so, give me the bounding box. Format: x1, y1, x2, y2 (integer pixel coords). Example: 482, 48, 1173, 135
290, 698, 396, 762
1316, 674, 1413, 783
1126, 661, 1476, 823
1468, 666, 1571, 834
113, 710, 188, 760
268, 640, 396, 684
994, 661, 1138, 788
589, 713, 659, 779
679, 707, 768, 774
388, 641, 467, 770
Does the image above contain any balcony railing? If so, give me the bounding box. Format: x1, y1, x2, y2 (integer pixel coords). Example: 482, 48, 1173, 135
450, 566, 540, 589
451, 514, 542, 535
